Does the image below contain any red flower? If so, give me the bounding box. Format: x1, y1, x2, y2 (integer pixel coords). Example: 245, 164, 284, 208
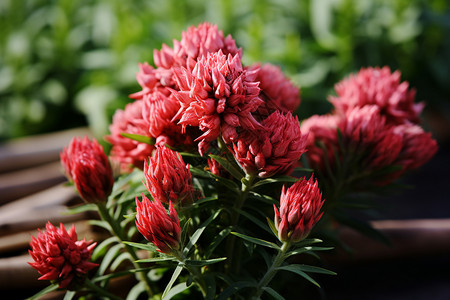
28, 222, 97, 289
274, 177, 324, 243
300, 114, 340, 170
330, 66, 424, 125
232, 111, 307, 178
393, 123, 438, 172
153, 22, 242, 70
105, 100, 155, 172
172, 50, 263, 155
135, 196, 181, 254
60, 136, 114, 203
144, 146, 194, 205
251, 63, 301, 116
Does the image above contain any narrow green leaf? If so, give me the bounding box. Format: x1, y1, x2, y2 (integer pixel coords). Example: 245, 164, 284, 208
210, 173, 240, 191
286, 246, 334, 258
275, 265, 320, 287
209, 154, 244, 180
217, 281, 256, 300
183, 209, 222, 256
162, 282, 191, 300
191, 195, 219, 207
92, 268, 153, 283
293, 167, 314, 173
204, 274, 216, 300
126, 282, 146, 300
65, 203, 97, 215
291, 264, 336, 275
162, 263, 183, 299
110, 252, 132, 271
99, 243, 123, 275
63, 291, 75, 300
294, 238, 323, 248
121, 132, 155, 145
262, 287, 286, 300
136, 257, 176, 263
185, 257, 227, 267
249, 191, 277, 205
266, 217, 278, 238
27, 284, 59, 300
179, 151, 202, 158
237, 209, 272, 235
253, 176, 299, 188
123, 241, 157, 252
89, 219, 112, 232
231, 232, 280, 250
92, 236, 119, 261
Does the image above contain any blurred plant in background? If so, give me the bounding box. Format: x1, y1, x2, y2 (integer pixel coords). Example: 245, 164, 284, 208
1, 0, 449, 142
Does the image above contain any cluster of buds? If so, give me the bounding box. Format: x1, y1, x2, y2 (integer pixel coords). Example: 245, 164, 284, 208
301, 67, 438, 185
29, 222, 97, 289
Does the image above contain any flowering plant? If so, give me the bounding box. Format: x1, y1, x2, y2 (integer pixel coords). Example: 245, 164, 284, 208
28, 23, 437, 300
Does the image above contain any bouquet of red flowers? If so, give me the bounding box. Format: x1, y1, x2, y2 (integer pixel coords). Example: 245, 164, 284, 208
28, 23, 437, 300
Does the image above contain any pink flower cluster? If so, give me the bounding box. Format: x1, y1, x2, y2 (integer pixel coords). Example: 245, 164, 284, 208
301, 67, 438, 184
29, 222, 97, 289
106, 22, 305, 178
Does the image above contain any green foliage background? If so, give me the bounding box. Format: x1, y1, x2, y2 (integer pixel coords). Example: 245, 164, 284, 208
1, 0, 449, 141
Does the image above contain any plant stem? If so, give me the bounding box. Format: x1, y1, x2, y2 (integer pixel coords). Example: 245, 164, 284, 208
96, 203, 154, 298
85, 278, 124, 300
225, 173, 255, 274
172, 251, 208, 297
253, 241, 291, 299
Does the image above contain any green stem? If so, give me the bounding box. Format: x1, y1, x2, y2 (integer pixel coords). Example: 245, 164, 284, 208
225, 173, 255, 274
85, 278, 123, 300
253, 241, 291, 299
96, 203, 154, 298
172, 251, 208, 297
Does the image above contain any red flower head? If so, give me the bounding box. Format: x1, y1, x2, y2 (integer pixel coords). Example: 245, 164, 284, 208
338, 105, 403, 168
105, 100, 155, 172
135, 195, 181, 254
154, 22, 242, 70
330, 66, 424, 125
60, 136, 114, 203
232, 111, 307, 178
274, 177, 324, 243
144, 146, 194, 205
28, 222, 97, 289
300, 114, 340, 170
172, 50, 263, 155
251, 63, 301, 116
393, 123, 438, 172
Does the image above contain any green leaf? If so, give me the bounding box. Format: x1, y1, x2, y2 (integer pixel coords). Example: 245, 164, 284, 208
92, 236, 119, 261
99, 243, 123, 275
237, 209, 272, 235
27, 284, 59, 300
190, 165, 240, 191
290, 264, 336, 275
209, 154, 244, 180
126, 282, 146, 300
63, 291, 75, 300
286, 246, 334, 258
92, 268, 153, 283
89, 219, 112, 232
162, 282, 191, 300
262, 287, 286, 300
249, 191, 277, 205
204, 274, 217, 300
110, 252, 132, 271
266, 217, 278, 238
123, 241, 158, 252
217, 281, 256, 300
231, 232, 280, 250
136, 257, 176, 263
121, 132, 155, 145
65, 203, 97, 215
253, 176, 299, 188
179, 151, 202, 158
185, 257, 227, 267
294, 238, 323, 248
191, 195, 219, 207
162, 263, 183, 299
183, 209, 222, 256
275, 265, 321, 287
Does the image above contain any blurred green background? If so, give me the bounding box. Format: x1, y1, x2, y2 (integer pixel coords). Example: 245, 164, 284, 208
1, 0, 449, 142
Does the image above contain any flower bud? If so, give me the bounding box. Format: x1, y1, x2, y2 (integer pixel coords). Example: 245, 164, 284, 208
61, 136, 114, 203
135, 196, 182, 254
28, 222, 97, 289
274, 177, 324, 243
144, 146, 194, 204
